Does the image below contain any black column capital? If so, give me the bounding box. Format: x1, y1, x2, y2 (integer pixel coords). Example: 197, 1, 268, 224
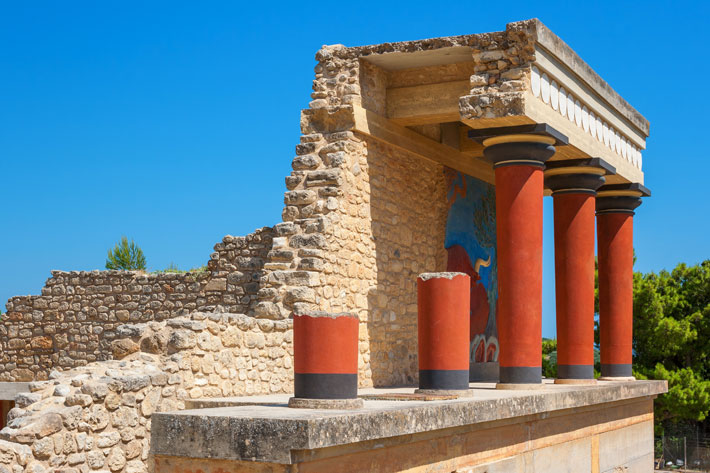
468, 124, 568, 169
545, 158, 615, 196
596, 183, 651, 215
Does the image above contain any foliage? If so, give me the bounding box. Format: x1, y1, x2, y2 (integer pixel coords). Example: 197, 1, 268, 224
152, 264, 209, 276
542, 338, 557, 378
159, 262, 183, 273
105, 237, 147, 271
632, 260, 710, 427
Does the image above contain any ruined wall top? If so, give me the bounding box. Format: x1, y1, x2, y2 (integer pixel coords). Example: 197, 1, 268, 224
310, 19, 649, 187
319, 18, 648, 136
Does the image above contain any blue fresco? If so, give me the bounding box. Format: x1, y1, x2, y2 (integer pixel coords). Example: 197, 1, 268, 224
444, 168, 499, 363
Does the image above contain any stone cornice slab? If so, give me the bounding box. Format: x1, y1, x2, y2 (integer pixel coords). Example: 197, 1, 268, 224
151, 380, 667, 464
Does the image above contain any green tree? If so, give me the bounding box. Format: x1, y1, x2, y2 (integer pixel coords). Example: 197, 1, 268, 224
542, 338, 557, 378
632, 261, 710, 426
105, 236, 146, 271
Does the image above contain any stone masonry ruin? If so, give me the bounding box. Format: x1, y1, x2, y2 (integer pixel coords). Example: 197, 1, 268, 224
0, 18, 666, 473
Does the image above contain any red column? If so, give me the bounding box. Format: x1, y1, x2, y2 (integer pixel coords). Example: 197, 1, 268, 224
597, 210, 635, 378
417, 272, 470, 391
554, 193, 596, 381
292, 311, 359, 399
495, 164, 545, 384
596, 186, 646, 379
479, 130, 563, 386
545, 161, 611, 383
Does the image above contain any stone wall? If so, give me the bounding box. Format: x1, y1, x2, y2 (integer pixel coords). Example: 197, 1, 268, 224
0, 311, 292, 473
0, 228, 274, 382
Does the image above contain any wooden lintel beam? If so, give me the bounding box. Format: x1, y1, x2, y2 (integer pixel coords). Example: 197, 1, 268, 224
352, 105, 495, 185
386, 80, 470, 126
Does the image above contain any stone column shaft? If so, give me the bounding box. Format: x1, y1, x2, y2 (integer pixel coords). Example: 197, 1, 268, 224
495, 162, 545, 384
475, 128, 566, 386
546, 160, 611, 383
416, 272, 470, 392
291, 311, 361, 406
596, 184, 648, 380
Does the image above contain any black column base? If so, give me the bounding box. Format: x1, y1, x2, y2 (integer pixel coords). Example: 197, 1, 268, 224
601, 364, 632, 378
499, 366, 542, 384
469, 362, 500, 382
294, 373, 358, 399
557, 364, 595, 379
419, 370, 469, 390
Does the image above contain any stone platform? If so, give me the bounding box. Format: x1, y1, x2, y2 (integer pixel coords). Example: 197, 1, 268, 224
152, 379, 667, 473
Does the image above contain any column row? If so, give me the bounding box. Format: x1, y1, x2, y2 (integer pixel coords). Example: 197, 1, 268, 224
469, 124, 650, 387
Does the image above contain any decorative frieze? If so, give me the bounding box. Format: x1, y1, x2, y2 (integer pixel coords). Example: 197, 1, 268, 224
531, 65, 643, 170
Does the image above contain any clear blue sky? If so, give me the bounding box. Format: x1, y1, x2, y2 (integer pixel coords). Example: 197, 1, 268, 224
1, 1, 707, 338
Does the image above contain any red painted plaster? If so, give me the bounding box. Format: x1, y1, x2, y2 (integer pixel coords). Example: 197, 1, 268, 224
597, 212, 634, 366
495, 165, 543, 369
417, 274, 470, 371
553, 193, 596, 368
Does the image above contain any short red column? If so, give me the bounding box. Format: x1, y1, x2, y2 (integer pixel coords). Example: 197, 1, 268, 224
292, 311, 359, 399
546, 160, 611, 383
476, 126, 566, 386
417, 272, 470, 391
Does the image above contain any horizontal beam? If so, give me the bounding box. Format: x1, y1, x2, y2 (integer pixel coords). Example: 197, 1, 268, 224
386, 80, 470, 126
352, 105, 495, 185
0, 382, 31, 400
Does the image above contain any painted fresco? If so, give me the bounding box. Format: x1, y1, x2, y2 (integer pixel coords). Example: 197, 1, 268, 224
444, 168, 498, 365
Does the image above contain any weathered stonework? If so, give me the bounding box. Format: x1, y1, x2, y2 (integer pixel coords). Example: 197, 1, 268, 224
0, 311, 292, 472
0, 229, 274, 382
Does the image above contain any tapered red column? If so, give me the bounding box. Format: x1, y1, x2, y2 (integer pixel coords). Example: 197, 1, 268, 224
473, 125, 568, 387
596, 184, 648, 380
546, 159, 613, 383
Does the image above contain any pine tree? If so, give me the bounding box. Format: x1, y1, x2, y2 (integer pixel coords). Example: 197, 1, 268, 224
105, 236, 146, 271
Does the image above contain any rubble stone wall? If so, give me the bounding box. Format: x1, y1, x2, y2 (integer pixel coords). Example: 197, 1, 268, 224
0, 228, 274, 382
294, 44, 450, 388
361, 138, 448, 386
0, 311, 292, 473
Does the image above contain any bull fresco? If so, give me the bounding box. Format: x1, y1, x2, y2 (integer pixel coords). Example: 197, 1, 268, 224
444, 168, 498, 370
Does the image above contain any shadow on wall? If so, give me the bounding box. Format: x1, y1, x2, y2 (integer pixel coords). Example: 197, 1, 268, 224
365, 137, 448, 388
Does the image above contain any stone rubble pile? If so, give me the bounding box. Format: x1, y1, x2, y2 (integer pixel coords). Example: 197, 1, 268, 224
0, 311, 292, 473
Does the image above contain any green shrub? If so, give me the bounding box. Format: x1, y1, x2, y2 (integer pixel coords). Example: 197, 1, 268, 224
106, 237, 147, 271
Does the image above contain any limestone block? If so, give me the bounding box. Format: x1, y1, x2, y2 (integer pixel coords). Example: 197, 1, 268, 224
284, 190, 317, 206
167, 330, 196, 352
86, 449, 105, 469
283, 287, 316, 306
86, 405, 109, 431
31, 437, 53, 459
140, 388, 161, 417
6, 413, 63, 443
14, 393, 41, 408
111, 339, 139, 359
203, 278, 227, 292
268, 271, 321, 288
66, 452, 85, 465
253, 302, 283, 319
96, 431, 121, 448
292, 154, 322, 170
29, 337, 52, 350
80, 382, 108, 402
